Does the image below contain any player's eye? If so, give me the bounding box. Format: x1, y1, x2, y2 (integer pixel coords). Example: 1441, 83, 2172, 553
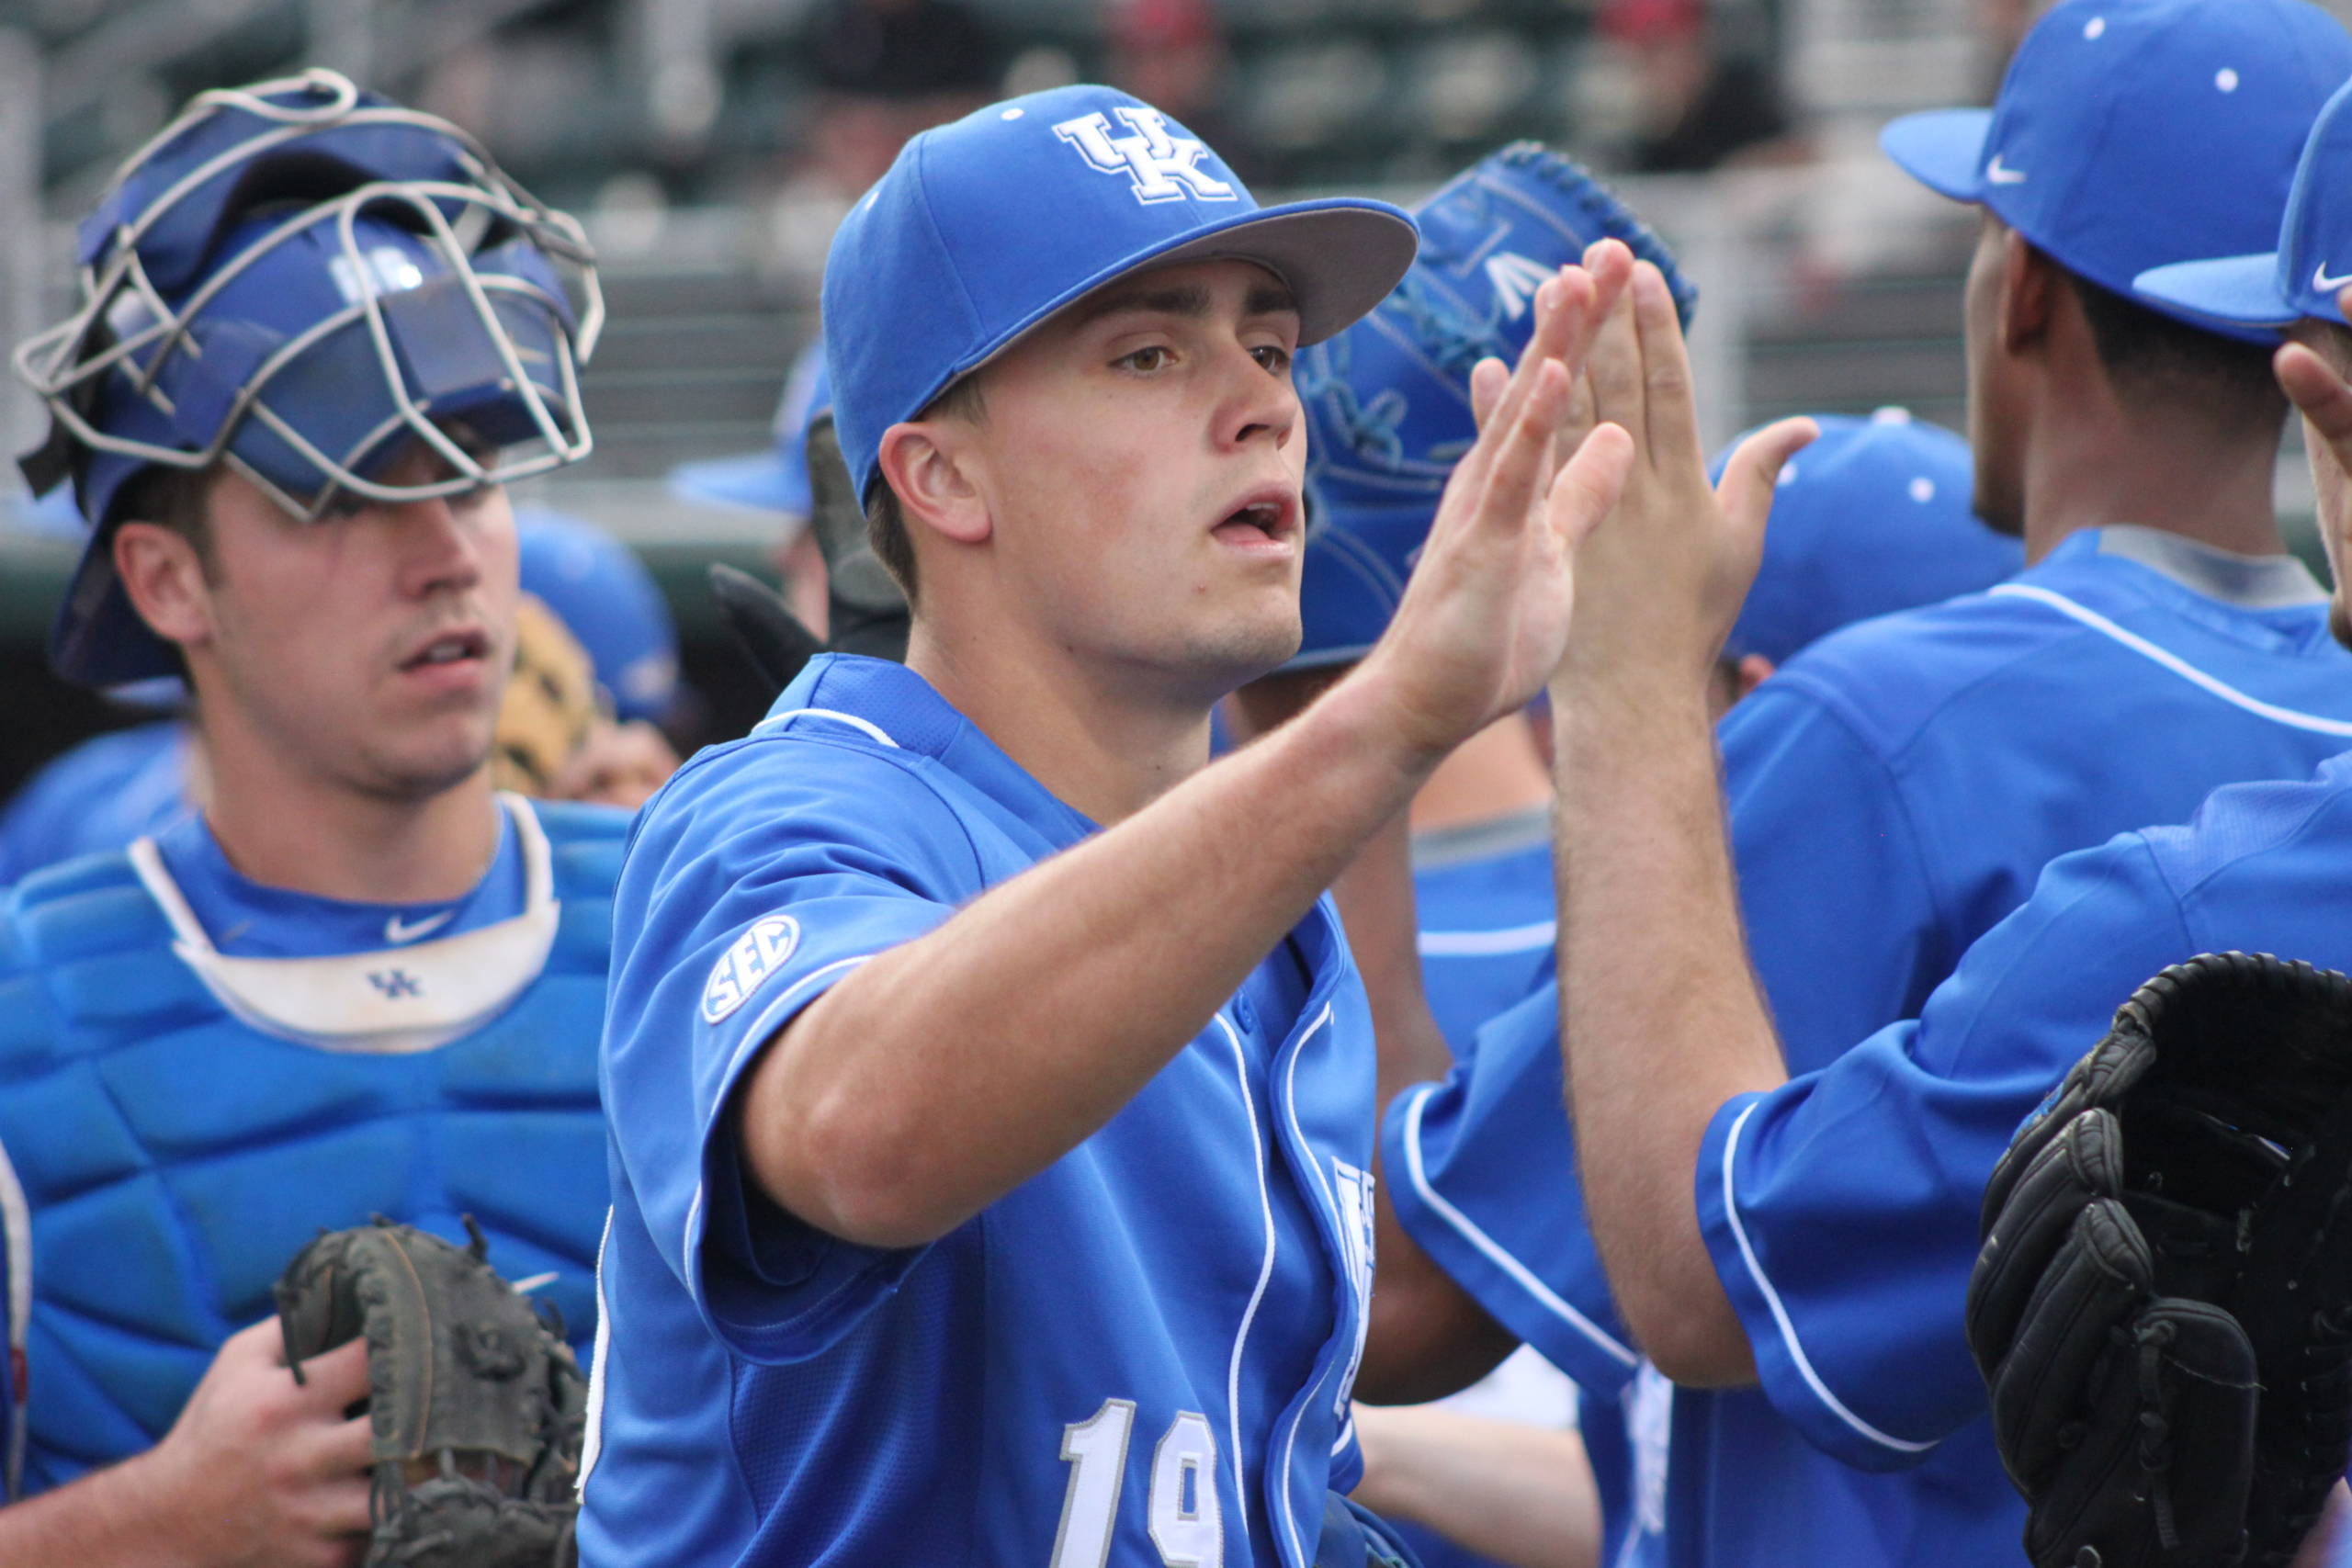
318, 487, 370, 521
1250, 344, 1293, 376
1116, 344, 1174, 373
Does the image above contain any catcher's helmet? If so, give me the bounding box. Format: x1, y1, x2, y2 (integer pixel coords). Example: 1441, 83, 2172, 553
13, 69, 602, 687
1286, 142, 1696, 671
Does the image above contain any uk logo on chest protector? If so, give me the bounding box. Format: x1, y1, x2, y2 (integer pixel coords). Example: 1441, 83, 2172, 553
701, 915, 803, 1024
1052, 107, 1237, 206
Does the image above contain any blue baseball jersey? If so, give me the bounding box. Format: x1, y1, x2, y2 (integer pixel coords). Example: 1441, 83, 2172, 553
582, 653, 1383, 1568
1396, 809, 1596, 1568
0, 721, 190, 887
1412, 808, 1555, 1055
1693, 751, 2352, 1473
1386, 527, 2352, 1568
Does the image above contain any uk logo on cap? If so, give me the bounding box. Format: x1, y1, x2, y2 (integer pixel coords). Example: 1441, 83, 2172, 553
819, 85, 1417, 506
1054, 107, 1237, 206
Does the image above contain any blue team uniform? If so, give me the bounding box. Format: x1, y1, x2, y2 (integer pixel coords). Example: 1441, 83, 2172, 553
1412, 808, 1555, 1055
582, 653, 1384, 1568
1387, 528, 2352, 1568
1390, 810, 1581, 1568
0, 794, 621, 1488
0, 721, 190, 887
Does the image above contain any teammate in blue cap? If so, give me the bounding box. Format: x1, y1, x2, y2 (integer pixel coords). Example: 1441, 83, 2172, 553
1707, 408, 2022, 702
0, 69, 621, 1562
1490, 62, 2352, 1568
1368, 4, 2352, 1566
513, 509, 681, 727
579, 83, 1733, 1568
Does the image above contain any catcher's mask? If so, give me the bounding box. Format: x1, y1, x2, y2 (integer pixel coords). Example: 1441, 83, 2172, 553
12, 68, 602, 688
1285, 142, 1698, 672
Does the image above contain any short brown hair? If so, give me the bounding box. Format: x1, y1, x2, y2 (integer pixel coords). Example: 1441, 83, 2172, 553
110, 462, 219, 577
865, 373, 989, 603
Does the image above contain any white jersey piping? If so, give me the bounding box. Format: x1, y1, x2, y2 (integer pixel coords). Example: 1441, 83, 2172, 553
1418, 920, 1559, 958
1396, 1083, 1640, 1371
1717, 1100, 1939, 1455
1990, 583, 2352, 737
1215, 1011, 1274, 1551
752, 708, 901, 748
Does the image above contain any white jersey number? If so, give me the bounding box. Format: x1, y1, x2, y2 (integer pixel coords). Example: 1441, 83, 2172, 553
1051, 1400, 1225, 1568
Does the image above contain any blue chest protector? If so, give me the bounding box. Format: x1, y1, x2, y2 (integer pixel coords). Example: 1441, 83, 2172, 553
0, 795, 623, 1490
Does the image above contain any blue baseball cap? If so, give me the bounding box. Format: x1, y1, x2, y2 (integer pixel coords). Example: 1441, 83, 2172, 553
1287, 142, 1696, 671
1708, 410, 2023, 666
2134, 76, 2352, 328
514, 509, 680, 724
1880, 0, 2352, 344
820, 85, 1418, 504
669, 344, 830, 524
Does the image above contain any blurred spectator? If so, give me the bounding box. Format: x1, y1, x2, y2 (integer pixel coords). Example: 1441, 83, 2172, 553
1977, 0, 2063, 98
800, 0, 1001, 197
1603, 0, 1804, 174
1106, 0, 1259, 183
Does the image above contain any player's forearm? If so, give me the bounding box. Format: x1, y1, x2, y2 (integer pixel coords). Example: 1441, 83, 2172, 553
0, 1452, 215, 1568
741, 669, 1440, 1247
1351, 1404, 1600, 1568
1555, 679, 1777, 1386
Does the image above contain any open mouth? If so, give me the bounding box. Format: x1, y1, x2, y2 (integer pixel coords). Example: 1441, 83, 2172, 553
400, 628, 492, 671
1214, 498, 1293, 547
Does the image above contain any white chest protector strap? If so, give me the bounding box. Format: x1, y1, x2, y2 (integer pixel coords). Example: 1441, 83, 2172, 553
125, 793, 560, 1055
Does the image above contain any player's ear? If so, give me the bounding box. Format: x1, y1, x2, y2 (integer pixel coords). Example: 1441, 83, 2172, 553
2000, 232, 2054, 357
113, 519, 216, 653
878, 422, 989, 547
1736, 652, 1776, 699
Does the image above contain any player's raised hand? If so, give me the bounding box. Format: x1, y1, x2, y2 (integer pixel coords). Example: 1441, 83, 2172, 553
1556, 258, 1815, 699
1353, 244, 1636, 761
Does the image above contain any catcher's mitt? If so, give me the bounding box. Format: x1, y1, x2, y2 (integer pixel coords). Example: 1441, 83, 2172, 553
492, 594, 601, 796
1967, 952, 2352, 1568
277, 1217, 586, 1568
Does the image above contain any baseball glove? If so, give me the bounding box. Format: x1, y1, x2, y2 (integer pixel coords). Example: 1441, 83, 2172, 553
277, 1217, 586, 1568
803, 410, 911, 663
492, 594, 601, 796
1966, 951, 2352, 1568
707, 410, 915, 702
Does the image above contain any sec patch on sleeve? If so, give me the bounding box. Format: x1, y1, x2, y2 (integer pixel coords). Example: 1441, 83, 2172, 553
701, 915, 803, 1023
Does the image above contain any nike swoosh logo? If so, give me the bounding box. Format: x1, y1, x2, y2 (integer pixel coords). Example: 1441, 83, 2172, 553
1985, 155, 2028, 186
2316, 265, 2352, 294
383, 910, 456, 944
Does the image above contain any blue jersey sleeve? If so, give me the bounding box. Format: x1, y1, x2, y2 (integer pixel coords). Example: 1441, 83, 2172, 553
602, 732, 977, 1365
1381, 982, 1644, 1397
1693, 834, 2195, 1472
1723, 682, 1950, 1072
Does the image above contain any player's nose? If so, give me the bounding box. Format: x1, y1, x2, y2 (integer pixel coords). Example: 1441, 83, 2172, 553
1216, 344, 1298, 454
390, 491, 491, 599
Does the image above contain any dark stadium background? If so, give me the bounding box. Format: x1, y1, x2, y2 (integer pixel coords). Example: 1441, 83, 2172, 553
1, 0, 2336, 793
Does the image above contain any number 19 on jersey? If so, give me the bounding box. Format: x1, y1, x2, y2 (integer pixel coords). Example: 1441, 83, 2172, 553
1052, 1399, 1225, 1567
